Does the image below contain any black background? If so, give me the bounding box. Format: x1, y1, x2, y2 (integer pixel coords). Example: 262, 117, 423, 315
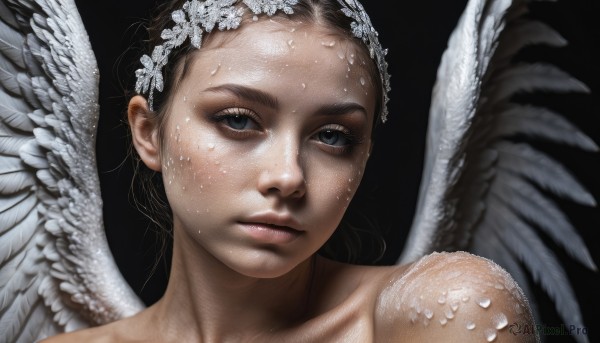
72, 1, 599, 342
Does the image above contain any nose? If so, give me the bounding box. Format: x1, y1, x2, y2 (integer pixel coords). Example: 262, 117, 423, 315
257, 135, 306, 199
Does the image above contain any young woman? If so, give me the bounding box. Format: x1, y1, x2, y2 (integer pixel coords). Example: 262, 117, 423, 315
42, 0, 537, 341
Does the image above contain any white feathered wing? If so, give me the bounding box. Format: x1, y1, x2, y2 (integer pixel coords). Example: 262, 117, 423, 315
0, 1, 145, 342
397, 0, 597, 342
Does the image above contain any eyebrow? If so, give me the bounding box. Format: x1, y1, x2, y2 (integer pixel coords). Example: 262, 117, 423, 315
204, 84, 279, 109
315, 102, 368, 118
203, 83, 368, 118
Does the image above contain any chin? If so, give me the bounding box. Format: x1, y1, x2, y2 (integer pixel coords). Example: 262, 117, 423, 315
223, 249, 310, 279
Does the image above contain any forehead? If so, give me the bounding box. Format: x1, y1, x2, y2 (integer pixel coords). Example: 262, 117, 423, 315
177, 18, 376, 116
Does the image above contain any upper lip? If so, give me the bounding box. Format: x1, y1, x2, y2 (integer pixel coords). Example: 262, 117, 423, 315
241, 212, 302, 231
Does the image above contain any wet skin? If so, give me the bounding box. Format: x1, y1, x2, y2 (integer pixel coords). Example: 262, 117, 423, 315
42, 17, 537, 343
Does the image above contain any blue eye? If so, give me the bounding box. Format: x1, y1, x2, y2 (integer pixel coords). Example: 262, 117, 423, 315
211, 108, 260, 133
318, 129, 351, 147
225, 115, 251, 130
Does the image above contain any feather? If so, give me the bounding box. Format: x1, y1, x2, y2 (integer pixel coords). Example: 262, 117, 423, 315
494, 172, 597, 270
0, 19, 25, 69
399, 1, 596, 342
0, 205, 37, 265
0, 280, 41, 341
488, 195, 587, 341
0, 92, 34, 132
495, 19, 567, 61
491, 63, 590, 102
0, 190, 36, 234
0, 61, 22, 96
492, 104, 599, 151
495, 141, 596, 206
0, 1, 145, 342
471, 230, 542, 327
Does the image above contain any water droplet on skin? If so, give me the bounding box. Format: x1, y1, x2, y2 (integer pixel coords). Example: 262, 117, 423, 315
208, 143, 215, 150
321, 40, 336, 47
210, 63, 221, 76
493, 313, 508, 330
289, 27, 296, 32
179, 155, 184, 161
424, 308, 433, 319
494, 283, 504, 290
466, 321, 476, 330
450, 301, 459, 312
222, 170, 227, 174
337, 50, 345, 59
437, 295, 446, 304
348, 53, 355, 64
360, 77, 366, 86
462, 296, 470, 303
484, 329, 497, 342
439, 318, 447, 326
343, 88, 348, 92
183, 96, 187, 102
477, 297, 491, 309
301, 83, 306, 89
252, 15, 258, 21
409, 311, 418, 324
185, 117, 191, 123
445, 308, 454, 319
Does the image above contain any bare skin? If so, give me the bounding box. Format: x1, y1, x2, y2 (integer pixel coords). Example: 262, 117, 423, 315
42, 17, 537, 343
42, 253, 536, 342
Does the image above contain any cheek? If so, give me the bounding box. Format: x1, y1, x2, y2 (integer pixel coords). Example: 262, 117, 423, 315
160, 125, 237, 212
306, 149, 370, 219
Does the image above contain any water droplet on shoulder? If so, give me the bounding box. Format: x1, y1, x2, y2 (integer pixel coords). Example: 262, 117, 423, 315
493, 313, 508, 330
477, 297, 491, 309
484, 328, 497, 342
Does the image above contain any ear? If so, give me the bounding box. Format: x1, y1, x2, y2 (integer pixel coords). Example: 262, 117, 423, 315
128, 95, 162, 172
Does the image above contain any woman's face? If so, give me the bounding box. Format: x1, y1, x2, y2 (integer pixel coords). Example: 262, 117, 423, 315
158, 18, 376, 277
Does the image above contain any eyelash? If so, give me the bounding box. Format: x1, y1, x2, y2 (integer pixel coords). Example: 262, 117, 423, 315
209, 108, 360, 154
210, 107, 261, 138
314, 125, 359, 154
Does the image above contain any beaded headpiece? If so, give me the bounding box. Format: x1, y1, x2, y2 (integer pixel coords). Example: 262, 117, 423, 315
135, 0, 391, 123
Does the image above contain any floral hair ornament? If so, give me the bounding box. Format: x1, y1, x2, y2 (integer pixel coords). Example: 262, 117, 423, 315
135, 0, 391, 123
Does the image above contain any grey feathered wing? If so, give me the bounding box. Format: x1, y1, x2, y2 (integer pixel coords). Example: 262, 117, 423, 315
396, 0, 597, 342
0, 0, 145, 342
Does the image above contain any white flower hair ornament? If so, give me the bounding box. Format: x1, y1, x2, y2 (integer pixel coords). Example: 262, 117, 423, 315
134, 0, 391, 123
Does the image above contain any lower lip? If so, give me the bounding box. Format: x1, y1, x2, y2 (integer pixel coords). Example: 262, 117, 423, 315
239, 223, 302, 244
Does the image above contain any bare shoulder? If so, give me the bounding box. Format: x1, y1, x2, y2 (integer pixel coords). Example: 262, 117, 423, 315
374, 251, 538, 342
38, 313, 150, 343
38, 325, 114, 343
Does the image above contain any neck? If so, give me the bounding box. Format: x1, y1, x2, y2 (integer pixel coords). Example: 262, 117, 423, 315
150, 229, 317, 341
